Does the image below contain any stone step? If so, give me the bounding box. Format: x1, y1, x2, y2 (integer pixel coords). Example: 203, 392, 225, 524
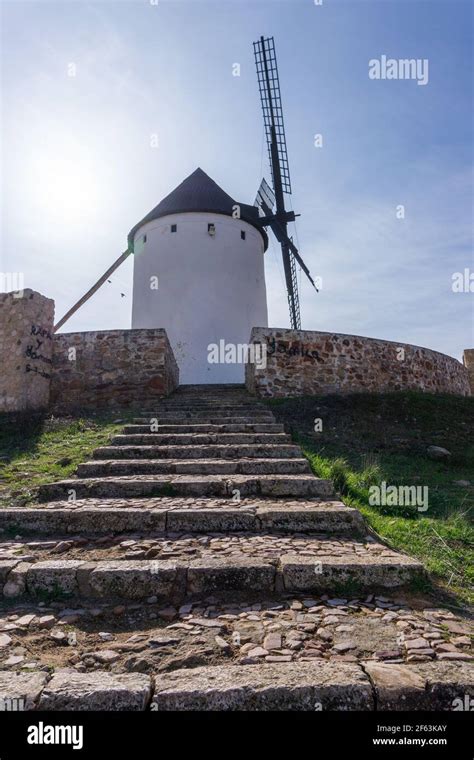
131, 416, 274, 425
38, 474, 334, 501
172, 389, 250, 394
140, 400, 271, 410
141, 398, 268, 405
163, 399, 254, 406
137, 410, 273, 419
110, 433, 291, 446
151, 661, 473, 711
175, 383, 246, 391
171, 395, 251, 400
172, 393, 250, 397
0, 537, 424, 599
0, 623, 471, 711
172, 389, 249, 395
132, 413, 275, 423
121, 423, 284, 434
160, 397, 255, 404
153, 661, 367, 711
175, 393, 247, 399
0, 498, 363, 534
6, 670, 152, 711
93, 444, 303, 460
77, 458, 311, 478
138, 404, 272, 410
0, 662, 371, 711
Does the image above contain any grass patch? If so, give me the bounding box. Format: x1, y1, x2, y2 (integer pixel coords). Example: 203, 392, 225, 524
267, 391, 474, 607
0, 410, 134, 506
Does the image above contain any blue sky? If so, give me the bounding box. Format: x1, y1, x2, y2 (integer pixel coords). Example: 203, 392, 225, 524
1, 0, 472, 360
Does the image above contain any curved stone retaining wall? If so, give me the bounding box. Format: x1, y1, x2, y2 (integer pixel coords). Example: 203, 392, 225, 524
246, 328, 471, 398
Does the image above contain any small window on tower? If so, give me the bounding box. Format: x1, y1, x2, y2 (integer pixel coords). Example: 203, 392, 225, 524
241, 230, 246, 240
171, 224, 177, 233
208, 223, 216, 236
143, 234, 147, 243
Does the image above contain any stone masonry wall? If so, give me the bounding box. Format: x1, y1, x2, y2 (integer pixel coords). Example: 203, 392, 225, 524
464, 349, 474, 395
0, 289, 55, 412
51, 329, 179, 412
246, 328, 471, 398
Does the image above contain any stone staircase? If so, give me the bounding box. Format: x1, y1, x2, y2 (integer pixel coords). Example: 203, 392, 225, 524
0, 385, 472, 710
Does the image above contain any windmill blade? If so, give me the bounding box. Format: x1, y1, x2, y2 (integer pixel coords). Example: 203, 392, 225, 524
283, 238, 318, 292
289, 245, 318, 292
254, 177, 275, 216
254, 35, 318, 328
280, 242, 301, 330
253, 37, 291, 195
269, 220, 319, 292
54, 249, 131, 332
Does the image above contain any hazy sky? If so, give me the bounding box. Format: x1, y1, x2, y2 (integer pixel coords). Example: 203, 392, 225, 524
1, 0, 472, 361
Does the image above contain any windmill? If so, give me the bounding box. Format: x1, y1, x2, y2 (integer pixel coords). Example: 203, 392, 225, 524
54, 35, 316, 336
253, 35, 318, 330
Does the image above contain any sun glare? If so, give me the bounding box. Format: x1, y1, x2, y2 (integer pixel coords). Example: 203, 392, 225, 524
28, 149, 103, 227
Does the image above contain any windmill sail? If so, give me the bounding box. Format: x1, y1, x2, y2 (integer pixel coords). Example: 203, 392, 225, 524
254, 177, 275, 217
253, 35, 317, 330
254, 37, 292, 195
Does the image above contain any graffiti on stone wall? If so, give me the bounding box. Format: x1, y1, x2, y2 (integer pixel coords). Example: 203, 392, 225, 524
31, 324, 52, 340
265, 336, 323, 362
24, 324, 53, 380
25, 364, 51, 379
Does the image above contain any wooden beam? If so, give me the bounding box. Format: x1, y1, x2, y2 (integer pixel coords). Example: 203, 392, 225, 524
54, 249, 131, 332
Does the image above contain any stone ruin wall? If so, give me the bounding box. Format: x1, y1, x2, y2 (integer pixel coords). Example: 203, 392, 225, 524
50, 328, 179, 413
0, 290, 55, 412
246, 328, 471, 398
463, 350, 474, 396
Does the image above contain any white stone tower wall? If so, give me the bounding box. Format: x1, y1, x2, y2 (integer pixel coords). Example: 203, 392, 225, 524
131, 211, 268, 384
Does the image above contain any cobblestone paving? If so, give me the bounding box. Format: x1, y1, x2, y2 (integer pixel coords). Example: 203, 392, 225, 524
0, 593, 472, 675
0, 533, 407, 562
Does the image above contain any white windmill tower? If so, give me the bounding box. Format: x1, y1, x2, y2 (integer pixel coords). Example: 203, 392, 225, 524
53, 37, 317, 383
129, 167, 269, 384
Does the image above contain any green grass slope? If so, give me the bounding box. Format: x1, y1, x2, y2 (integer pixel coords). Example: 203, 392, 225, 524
0, 412, 132, 507
267, 392, 474, 607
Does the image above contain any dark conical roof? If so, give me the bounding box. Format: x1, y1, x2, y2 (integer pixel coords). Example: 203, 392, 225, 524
128, 168, 268, 250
